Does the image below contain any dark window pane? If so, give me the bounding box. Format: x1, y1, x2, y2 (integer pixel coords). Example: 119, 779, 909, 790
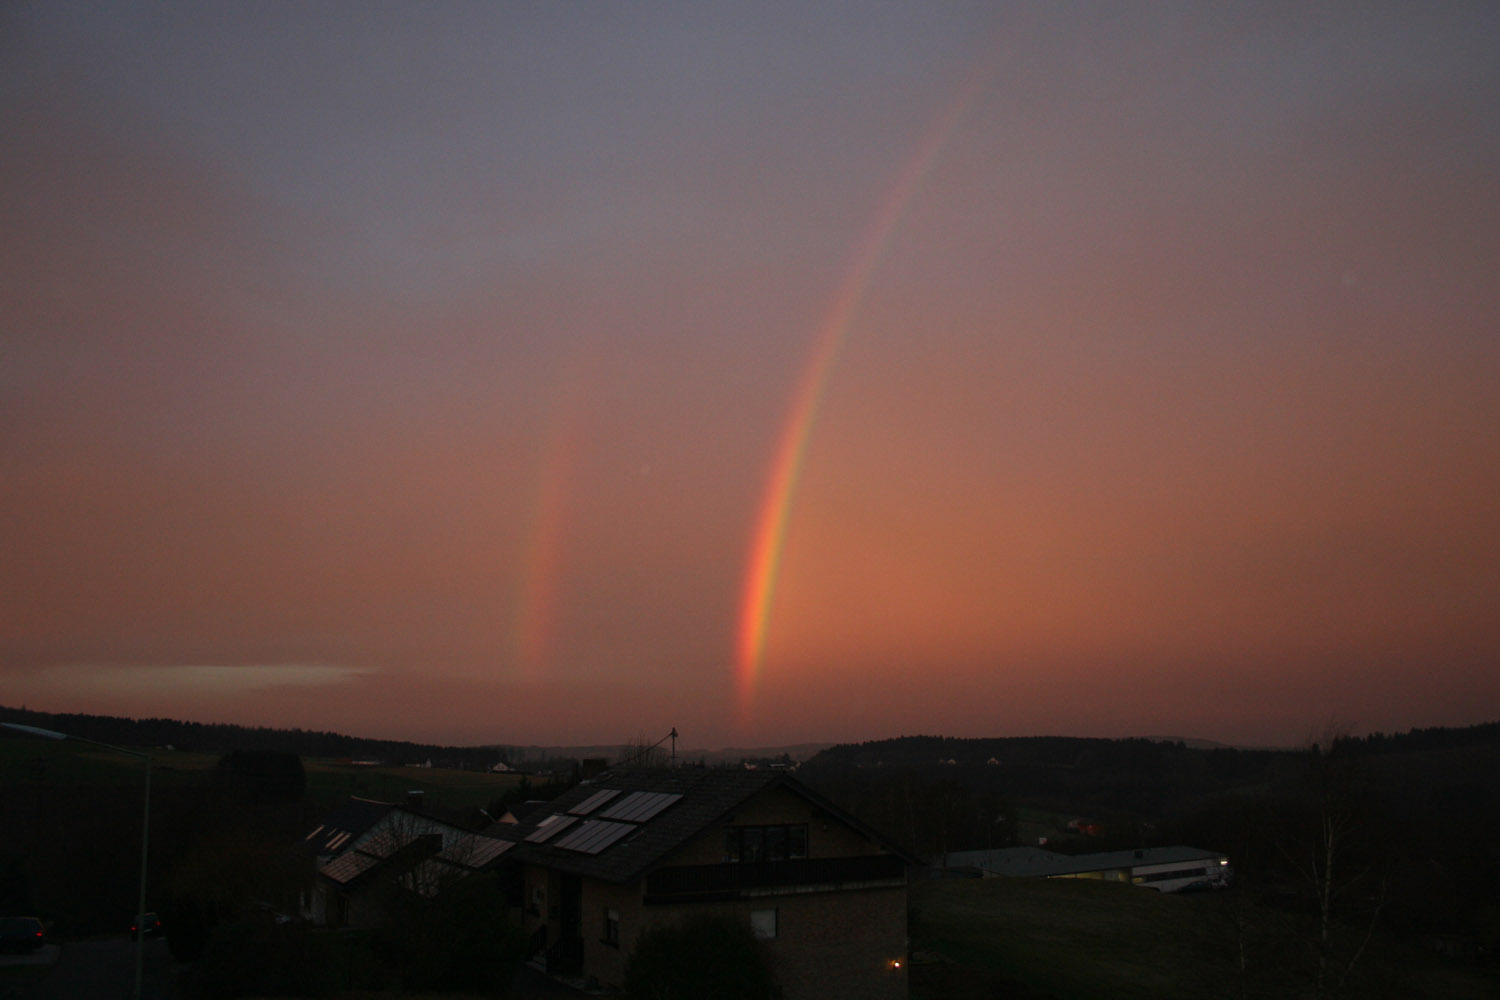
765, 825, 788, 861
789, 825, 807, 859
743, 827, 765, 862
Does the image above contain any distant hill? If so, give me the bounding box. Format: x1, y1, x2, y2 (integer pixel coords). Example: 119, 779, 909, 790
492, 742, 833, 767
803, 722, 1500, 773
1142, 735, 1280, 750
0, 705, 831, 772
794, 723, 1500, 858
0, 704, 504, 769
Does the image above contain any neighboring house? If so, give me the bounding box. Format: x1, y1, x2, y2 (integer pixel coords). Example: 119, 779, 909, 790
503, 768, 916, 1000
942, 845, 1233, 892
303, 798, 513, 928
303, 795, 396, 862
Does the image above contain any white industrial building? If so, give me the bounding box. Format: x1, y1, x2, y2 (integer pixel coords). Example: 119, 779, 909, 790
941, 845, 1232, 892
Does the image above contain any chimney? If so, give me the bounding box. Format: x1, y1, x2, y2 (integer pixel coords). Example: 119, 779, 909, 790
407, 790, 425, 813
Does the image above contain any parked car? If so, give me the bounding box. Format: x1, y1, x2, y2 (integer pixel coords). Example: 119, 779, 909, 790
130, 912, 162, 938
0, 916, 45, 953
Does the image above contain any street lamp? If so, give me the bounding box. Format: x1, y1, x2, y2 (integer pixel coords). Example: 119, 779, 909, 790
1, 721, 153, 1000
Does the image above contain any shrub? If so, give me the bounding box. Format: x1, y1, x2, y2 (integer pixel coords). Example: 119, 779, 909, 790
185, 918, 354, 998
373, 872, 526, 994
624, 912, 776, 1000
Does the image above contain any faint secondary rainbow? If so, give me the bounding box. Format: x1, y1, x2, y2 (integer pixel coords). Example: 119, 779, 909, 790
514, 370, 585, 679
735, 57, 996, 720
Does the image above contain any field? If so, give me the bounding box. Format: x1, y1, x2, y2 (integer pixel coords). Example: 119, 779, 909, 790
0, 738, 527, 815
301, 758, 528, 812
909, 877, 1498, 1000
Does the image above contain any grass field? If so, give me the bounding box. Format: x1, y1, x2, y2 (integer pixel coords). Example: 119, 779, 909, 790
0, 738, 527, 815
909, 876, 1498, 1000
0, 737, 209, 787
302, 758, 528, 813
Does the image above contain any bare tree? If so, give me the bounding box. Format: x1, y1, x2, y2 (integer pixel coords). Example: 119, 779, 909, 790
1280, 726, 1388, 998
615, 731, 669, 769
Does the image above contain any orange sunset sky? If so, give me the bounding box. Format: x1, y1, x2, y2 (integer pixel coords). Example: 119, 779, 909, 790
3, 2, 1498, 749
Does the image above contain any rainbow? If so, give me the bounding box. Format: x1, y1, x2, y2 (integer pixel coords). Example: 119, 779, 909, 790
734, 57, 996, 721
514, 369, 585, 678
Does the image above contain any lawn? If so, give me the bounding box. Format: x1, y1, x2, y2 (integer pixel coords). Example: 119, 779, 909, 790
910, 876, 1244, 1000
908, 876, 1498, 1000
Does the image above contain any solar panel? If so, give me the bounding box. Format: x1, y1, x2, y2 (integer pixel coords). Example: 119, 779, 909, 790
553, 819, 635, 855
525, 814, 580, 843
598, 791, 683, 823
320, 849, 381, 884
440, 835, 513, 868
569, 788, 623, 816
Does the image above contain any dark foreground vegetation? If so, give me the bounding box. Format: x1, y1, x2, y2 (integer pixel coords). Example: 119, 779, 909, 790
910, 875, 1498, 1000
4, 710, 1497, 998
801, 724, 1500, 998
624, 912, 776, 1000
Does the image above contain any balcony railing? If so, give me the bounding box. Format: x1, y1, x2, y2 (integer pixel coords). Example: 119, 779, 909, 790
644, 854, 907, 903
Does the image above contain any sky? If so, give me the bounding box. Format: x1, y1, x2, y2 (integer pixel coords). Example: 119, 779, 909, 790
3, 2, 1498, 750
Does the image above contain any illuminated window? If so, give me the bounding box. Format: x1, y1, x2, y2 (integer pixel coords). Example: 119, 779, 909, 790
723, 824, 808, 863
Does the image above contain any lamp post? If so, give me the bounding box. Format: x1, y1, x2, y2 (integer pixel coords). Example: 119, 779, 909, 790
1, 721, 152, 1000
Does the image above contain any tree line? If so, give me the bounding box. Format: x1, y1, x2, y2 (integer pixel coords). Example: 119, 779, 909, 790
0, 704, 506, 769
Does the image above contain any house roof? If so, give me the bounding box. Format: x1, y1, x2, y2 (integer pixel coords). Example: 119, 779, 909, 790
944, 845, 1226, 878
316, 807, 514, 893
502, 767, 915, 883
320, 829, 433, 886
303, 796, 397, 856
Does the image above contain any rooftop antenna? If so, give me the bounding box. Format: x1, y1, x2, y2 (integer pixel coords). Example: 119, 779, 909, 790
670, 727, 678, 767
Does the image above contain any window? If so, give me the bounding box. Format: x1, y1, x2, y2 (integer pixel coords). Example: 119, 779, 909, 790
602, 907, 620, 947
724, 824, 808, 862
1138, 865, 1213, 883
750, 908, 777, 940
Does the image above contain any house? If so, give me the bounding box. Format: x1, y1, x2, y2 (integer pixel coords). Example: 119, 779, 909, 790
502, 767, 916, 1000
942, 845, 1232, 892
303, 797, 514, 928
303, 795, 396, 861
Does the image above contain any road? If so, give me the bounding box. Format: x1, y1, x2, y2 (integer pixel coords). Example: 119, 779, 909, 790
0, 937, 176, 1000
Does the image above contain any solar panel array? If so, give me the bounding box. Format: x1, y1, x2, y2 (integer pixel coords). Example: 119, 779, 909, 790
442, 835, 513, 868
320, 849, 382, 885
598, 791, 683, 823
526, 787, 687, 856
525, 813, 580, 843
552, 819, 635, 855
569, 788, 623, 816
